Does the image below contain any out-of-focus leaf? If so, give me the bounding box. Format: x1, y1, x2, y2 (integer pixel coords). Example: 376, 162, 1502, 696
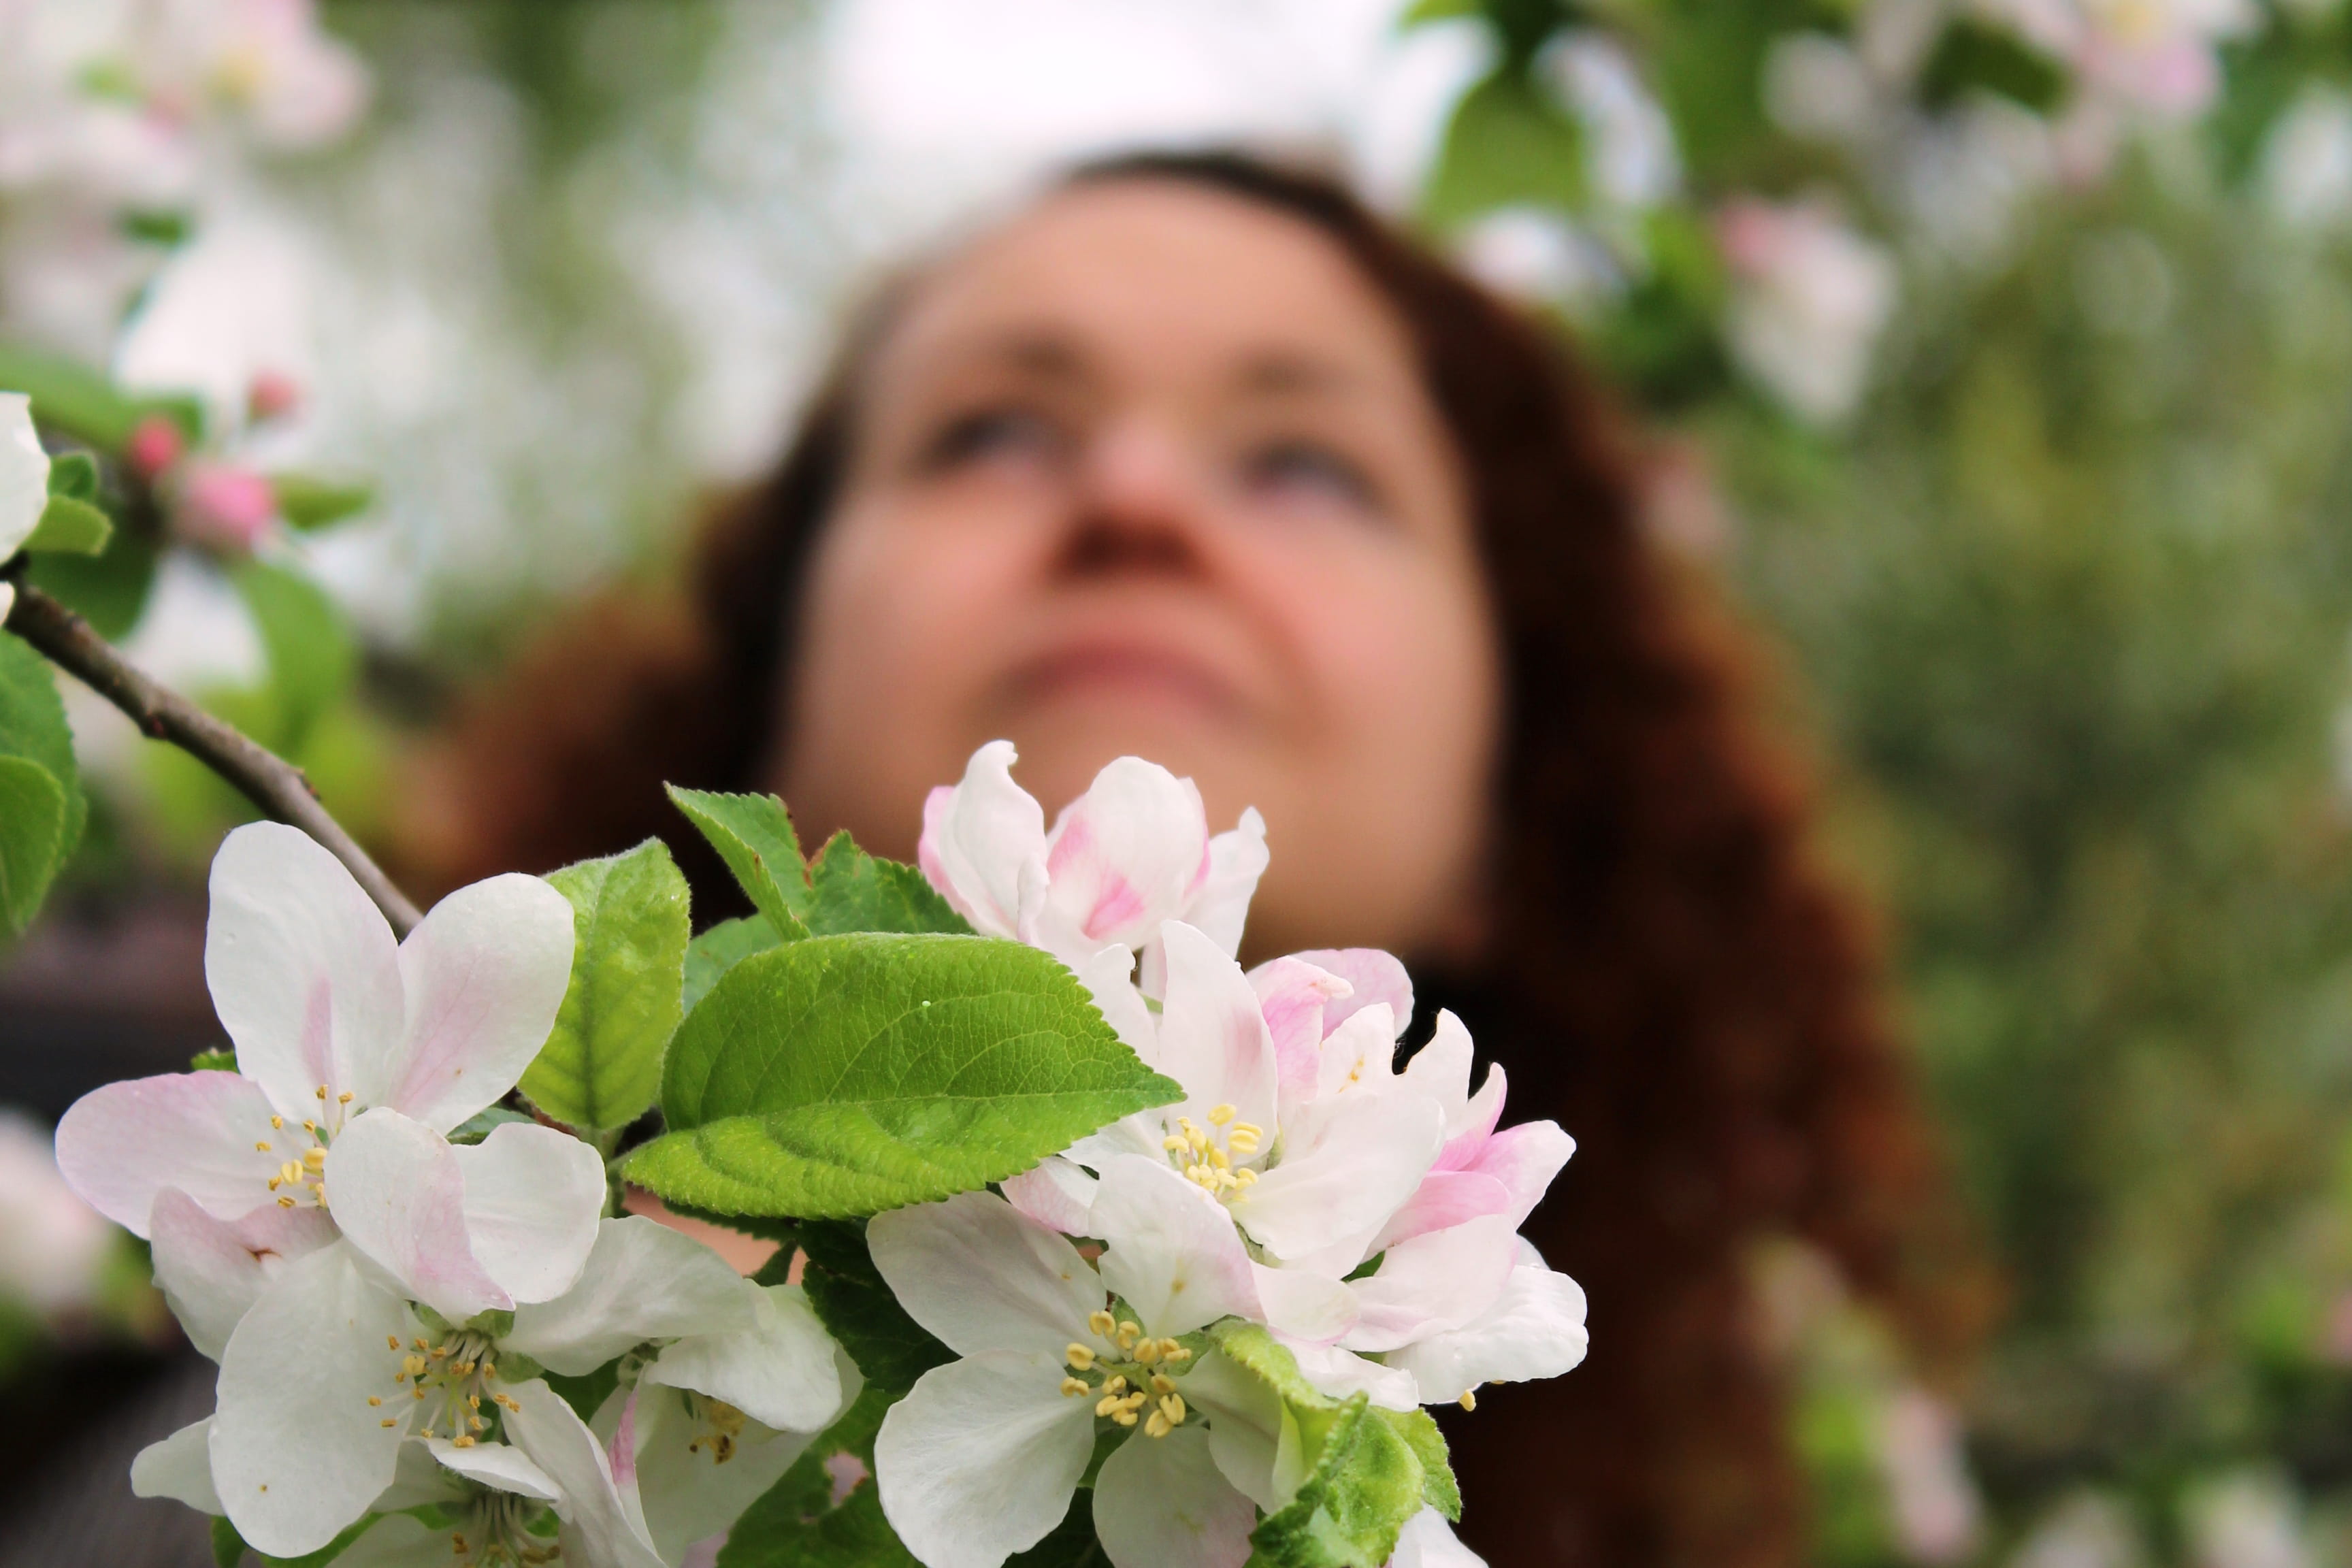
270, 474, 374, 532
1422, 67, 1586, 231
0, 627, 82, 860
44, 453, 97, 501
23, 494, 112, 555
0, 757, 66, 941
231, 560, 355, 742
24, 528, 157, 640
0, 345, 202, 449
1918, 18, 2067, 112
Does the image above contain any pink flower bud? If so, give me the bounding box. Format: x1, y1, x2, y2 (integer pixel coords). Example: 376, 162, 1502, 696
246, 370, 303, 425
125, 414, 185, 480
174, 463, 278, 554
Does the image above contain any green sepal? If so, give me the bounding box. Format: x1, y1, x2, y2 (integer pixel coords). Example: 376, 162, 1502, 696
445, 1106, 536, 1145
665, 785, 813, 941
191, 1049, 240, 1073
632, 934, 1179, 1220
44, 452, 97, 501
465, 1307, 515, 1338
23, 493, 112, 555
684, 914, 781, 1015
270, 474, 374, 532
525, 838, 691, 1132
1246, 1396, 1426, 1568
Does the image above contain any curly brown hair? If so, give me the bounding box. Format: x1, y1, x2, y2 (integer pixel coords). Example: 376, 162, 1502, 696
408, 151, 1972, 1568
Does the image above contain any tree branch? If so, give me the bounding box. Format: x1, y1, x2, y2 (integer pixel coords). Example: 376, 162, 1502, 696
4, 580, 423, 935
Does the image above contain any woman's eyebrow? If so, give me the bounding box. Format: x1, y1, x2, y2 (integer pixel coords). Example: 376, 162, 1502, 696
931, 327, 1092, 384
1232, 350, 1377, 401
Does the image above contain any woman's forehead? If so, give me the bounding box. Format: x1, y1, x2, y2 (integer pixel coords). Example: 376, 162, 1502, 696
865, 179, 1424, 399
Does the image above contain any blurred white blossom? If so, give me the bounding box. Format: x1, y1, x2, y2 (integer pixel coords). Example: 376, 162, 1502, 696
1718, 196, 1899, 424
2185, 1475, 2309, 1568
1454, 207, 1622, 310
1876, 1387, 1982, 1566
0, 1110, 114, 1320
1540, 32, 1681, 210
2263, 87, 2352, 229
2013, 1494, 2149, 1568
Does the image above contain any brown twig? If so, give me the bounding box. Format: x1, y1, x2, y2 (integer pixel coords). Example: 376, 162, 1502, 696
4, 578, 423, 935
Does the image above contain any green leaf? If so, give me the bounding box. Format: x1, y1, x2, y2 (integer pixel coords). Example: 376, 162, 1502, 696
0, 346, 203, 450
685, 915, 781, 1015
270, 473, 374, 532
45, 452, 97, 500
1399, 0, 1480, 20
1918, 18, 2067, 114
0, 757, 66, 941
231, 561, 355, 743
23, 527, 157, 639
191, 1049, 239, 1073
803, 832, 974, 937
795, 1219, 952, 1396
630, 934, 1179, 1220
1248, 1396, 1427, 1568
0, 625, 82, 862
212, 1516, 245, 1568
1211, 1322, 1339, 1411
525, 839, 691, 1132
666, 785, 812, 941
1376, 1407, 1460, 1522
1421, 67, 1586, 232
446, 1105, 536, 1145
717, 1385, 918, 1568
545, 1360, 621, 1425
22, 493, 112, 555
1007, 1497, 1109, 1566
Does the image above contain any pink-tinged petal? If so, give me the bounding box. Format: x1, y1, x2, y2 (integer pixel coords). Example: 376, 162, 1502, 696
1313, 1004, 1403, 1101
1248, 956, 1349, 1116
1279, 1339, 1422, 1411
506, 1217, 753, 1375
501, 1379, 666, 1568
1042, 757, 1210, 949
1463, 1119, 1575, 1228
1001, 1157, 1099, 1235
323, 1108, 509, 1322
1185, 808, 1269, 958
919, 741, 1046, 941
1156, 922, 1278, 1134
451, 1120, 606, 1305
1392, 1508, 1490, 1568
213, 1242, 412, 1557
642, 1282, 846, 1434
875, 1352, 1096, 1568
868, 1190, 1101, 1358
1288, 949, 1412, 1039
385, 874, 574, 1132
1230, 1090, 1441, 1264
1383, 1247, 1588, 1404
151, 1188, 340, 1359
1371, 1170, 1512, 1256
426, 1437, 560, 1501
1248, 1261, 1358, 1345
205, 822, 402, 1122
131, 1418, 221, 1514
1093, 1424, 1258, 1568
1091, 1157, 1258, 1337
55, 1071, 283, 1234
1343, 1215, 1518, 1354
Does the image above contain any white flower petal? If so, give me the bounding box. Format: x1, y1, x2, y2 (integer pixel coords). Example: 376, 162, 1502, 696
1092, 1424, 1258, 1568
387, 873, 574, 1132
1384, 1250, 1589, 1405
1279, 1339, 1422, 1411
451, 1121, 605, 1305
1343, 1216, 1520, 1353
1068, 942, 1156, 1053
867, 1190, 1100, 1358
54, 1069, 283, 1234
642, 1282, 845, 1434
1312, 1005, 1403, 1100
1188, 807, 1269, 958
427, 1437, 560, 1502
917, 740, 1046, 940
131, 1418, 221, 1514
205, 822, 402, 1122
1092, 1156, 1259, 1338
1288, 949, 1413, 1042
0, 393, 50, 559
213, 1242, 412, 1557
875, 1351, 1096, 1568
623, 1383, 821, 1563
501, 1379, 666, 1568
1041, 757, 1211, 953
1392, 1507, 1489, 1568
1230, 1090, 1442, 1264
1401, 1011, 1475, 1132
150, 1188, 339, 1360
323, 1108, 509, 1323
1155, 921, 1277, 1133
505, 1216, 756, 1375
1000, 1156, 1099, 1235
1247, 1260, 1358, 1345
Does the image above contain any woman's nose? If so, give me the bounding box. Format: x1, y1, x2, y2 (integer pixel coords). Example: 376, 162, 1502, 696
1056, 416, 1216, 576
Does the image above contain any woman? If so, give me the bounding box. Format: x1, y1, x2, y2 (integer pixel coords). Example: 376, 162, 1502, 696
415, 151, 1967, 1568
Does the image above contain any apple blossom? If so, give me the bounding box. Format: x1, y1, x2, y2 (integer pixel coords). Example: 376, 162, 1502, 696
869, 1160, 1318, 1568
1389, 1508, 1490, 1568
1718, 196, 1897, 426
0, 390, 51, 625
0, 1109, 114, 1319
172, 459, 279, 553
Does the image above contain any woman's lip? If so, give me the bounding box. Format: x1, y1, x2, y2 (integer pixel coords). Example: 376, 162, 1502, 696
1002, 642, 1245, 717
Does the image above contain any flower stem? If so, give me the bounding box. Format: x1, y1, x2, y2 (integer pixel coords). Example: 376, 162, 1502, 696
3, 577, 423, 934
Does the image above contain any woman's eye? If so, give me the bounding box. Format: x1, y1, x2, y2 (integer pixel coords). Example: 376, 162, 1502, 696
918, 406, 1062, 472
1239, 440, 1379, 514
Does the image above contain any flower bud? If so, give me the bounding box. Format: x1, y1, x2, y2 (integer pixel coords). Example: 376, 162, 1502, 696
246, 370, 303, 425
125, 414, 185, 481
174, 463, 278, 554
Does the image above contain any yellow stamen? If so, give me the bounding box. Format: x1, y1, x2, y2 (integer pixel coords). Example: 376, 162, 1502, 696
276, 1196, 294, 1208
387, 1335, 401, 1350
1208, 1104, 1237, 1126
270, 1116, 284, 1130
1134, 1339, 1160, 1365
1064, 1343, 1095, 1370
1164, 1344, 1193, 1362
1234, 1170, 1257, 1188
1207, 1146, 1230, 1171
1151, 1373, 1176, 1394
1162, 1134, 1189, 1153
1458, 1390, 1477, 1411
480, 1362, 495, 1380
1060, 1377, 1089, 1397
1145, 1411, 1172, 1438
338, 1092, 354, 1104
255, 1141, 272, 1152
302, 1147, 326, 1171
1102, 1376, 1128, 1395
453, 1435, 475, 1448
315, 1085, 329, 1100
414, 1338, 429, 1351
1116, 1322, 1141, 1350
380, 1418, 396, 1428
1113, 1409, 1139, 1427
1096, 1394, 1124, 1418
368, 1396, 382, 1407
1158, 1394, 1186, 1424
1088, 1309, 1117, 1337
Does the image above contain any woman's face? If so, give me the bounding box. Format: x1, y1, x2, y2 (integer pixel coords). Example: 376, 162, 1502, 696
778, 178, 1501, 960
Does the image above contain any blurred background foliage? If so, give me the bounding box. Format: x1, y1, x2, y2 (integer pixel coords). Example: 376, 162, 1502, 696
18, 0, 2352, 1564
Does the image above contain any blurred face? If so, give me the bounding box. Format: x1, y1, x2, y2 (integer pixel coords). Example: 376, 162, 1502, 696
777, 179, 1501, 961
